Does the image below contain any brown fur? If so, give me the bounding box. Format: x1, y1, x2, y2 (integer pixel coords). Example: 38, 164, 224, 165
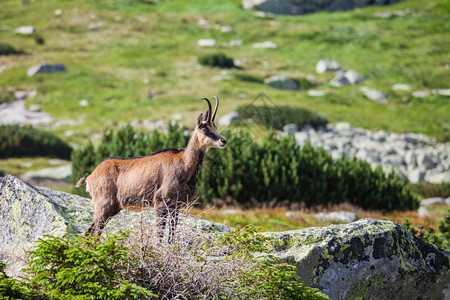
77, 98, 226, 242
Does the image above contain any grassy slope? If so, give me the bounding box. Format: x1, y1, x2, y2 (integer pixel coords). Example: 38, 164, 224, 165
1, 0, 449, 144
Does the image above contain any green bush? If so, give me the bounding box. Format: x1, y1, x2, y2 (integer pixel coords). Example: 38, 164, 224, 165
0, 88, 15, 104
0, 125, 72, 159
403, 211, 450, 250
0, 43, 23, 55
72, 125, 418, 211
233, 73, 264, 83
198, 53, 235, 68
0, 227, 328, 299
410, 182, 450, 199
237, 105, 328, 130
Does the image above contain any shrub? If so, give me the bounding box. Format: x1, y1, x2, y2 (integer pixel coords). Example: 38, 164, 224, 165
2, 225, 328, 299
0, 43, 23, 55
410, 182, 450, 199
198, 53, 235, 68
0, 88, 15, 104
403, 211, 450, 250
233, 73, 264, 83
72, 125, 418, 211
237, 104, 328, 130
0, 125, 72, 159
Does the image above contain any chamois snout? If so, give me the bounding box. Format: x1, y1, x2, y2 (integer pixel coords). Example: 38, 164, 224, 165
217, 138, 227, 148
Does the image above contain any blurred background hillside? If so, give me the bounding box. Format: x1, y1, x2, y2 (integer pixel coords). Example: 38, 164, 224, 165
0, 0, 449, 233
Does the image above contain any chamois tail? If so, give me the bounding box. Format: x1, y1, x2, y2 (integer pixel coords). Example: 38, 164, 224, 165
75, 173, 89, 188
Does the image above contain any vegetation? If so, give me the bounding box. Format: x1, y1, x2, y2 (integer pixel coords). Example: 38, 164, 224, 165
0, 0, 448, 142
0, 125, 72, 160
0, 43, 22, 55
0, 88, 15, 105
410, 182, 450, 199
0, 226, 328, 299
237, 104, 328, 130
403, 211, 450, 250
72, 124, 418, 211
198, 53, 235, 68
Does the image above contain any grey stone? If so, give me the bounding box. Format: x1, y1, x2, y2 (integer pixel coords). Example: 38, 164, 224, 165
252, 41, 277, 49
392, 83, 413, 91
433, 89, 450, 96
197, 39, 216, 47
334, 122, 352, 131
420, 197, 446, 207
418, 206, 434, 218
417, 153, 436, 170
285, 211, 303, 221
316, 59, 341, 74
313, 211, 359, 223
426, 172, 450, 184
220, 209, 241, 215
412, 90, 431, 98
15, 25, 35, 35
360, 87, 388, 103
242, 0, 402, 15
21, 165, 72, 182
27, 62, 67, 77
218, 112, 240, 126
282, 123, 298, 135
330, 71, 350, 87
264, 75, 299, 90
345, 70, 365, 84
408, 169, 425, 184
307, 89, 326, 97
294, 131, 310, 145
265, 219, 449, 300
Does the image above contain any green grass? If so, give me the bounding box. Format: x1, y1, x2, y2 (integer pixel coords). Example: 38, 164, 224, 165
0, 0, 449, 143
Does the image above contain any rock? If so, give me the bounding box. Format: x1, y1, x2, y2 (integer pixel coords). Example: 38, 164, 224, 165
54, 8, 62, 16
313, 211, 359, 223
285, 211, 303, 221
27, 62, 67, 77
433, 89, 450, 96
0, 175, 230, 276
218, 112, 240, 126
282, 123, 298, 135
79, 99, 89, 107
412, 90, 431, 98
197, 39, 216, 47
220, 209, 241, 215
316, 59, 341, 74
334, 122, 352, 131
392, 83, 413, 91
252, 41, 277, 49
267, 218, 449, 299
344, 70, 365, 84
408, 169, 425, 184
264, 75, 299, 90
0, 99, 52, 126
28, 104, 41, 112
329, 71, 350, 87
228, 39, 243, 47
15, 25, 35, 35
420, 197, 446, 207
242, 0, 403, 15
426, 172, 450, 184
416, 153, 436, 170
418, 206, 434, 218
307, 89, 326, 97
360, 87, 388, 103
21, 165, 72, 182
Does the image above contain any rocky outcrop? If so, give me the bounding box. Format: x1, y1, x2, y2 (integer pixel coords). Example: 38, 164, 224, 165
289, 123, 450, 183
0, 175, 228, 276
266, 219, 449, 300
1, 176, 448, 299
242, 0, 403, 15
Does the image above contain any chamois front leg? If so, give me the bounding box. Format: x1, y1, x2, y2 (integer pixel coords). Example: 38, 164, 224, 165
86, 197, 121, 236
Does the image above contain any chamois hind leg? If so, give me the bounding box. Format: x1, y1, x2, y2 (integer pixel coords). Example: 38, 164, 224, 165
168, 208, 179, 244
154, 202, 168, 242
85, 198, 121, 236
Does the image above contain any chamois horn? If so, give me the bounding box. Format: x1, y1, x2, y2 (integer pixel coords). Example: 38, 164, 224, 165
202, 97, 212, 122
212, 96, 219, 122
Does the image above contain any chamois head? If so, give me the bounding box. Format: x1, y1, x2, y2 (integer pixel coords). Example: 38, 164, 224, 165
195, 96, 227, 149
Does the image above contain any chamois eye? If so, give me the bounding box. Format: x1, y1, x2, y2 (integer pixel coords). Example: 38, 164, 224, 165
201, 127, 208, 133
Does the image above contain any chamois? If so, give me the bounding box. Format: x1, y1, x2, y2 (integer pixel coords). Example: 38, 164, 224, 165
76, 97, 227, 242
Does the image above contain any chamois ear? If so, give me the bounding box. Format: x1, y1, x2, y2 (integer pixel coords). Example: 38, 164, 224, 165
196, 113, 203, 127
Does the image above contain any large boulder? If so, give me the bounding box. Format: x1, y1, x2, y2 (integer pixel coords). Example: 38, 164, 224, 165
0, 175, 228, 276
265, 219, 449, 299
242, 0, 403, 15
1, 176, 448, 299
